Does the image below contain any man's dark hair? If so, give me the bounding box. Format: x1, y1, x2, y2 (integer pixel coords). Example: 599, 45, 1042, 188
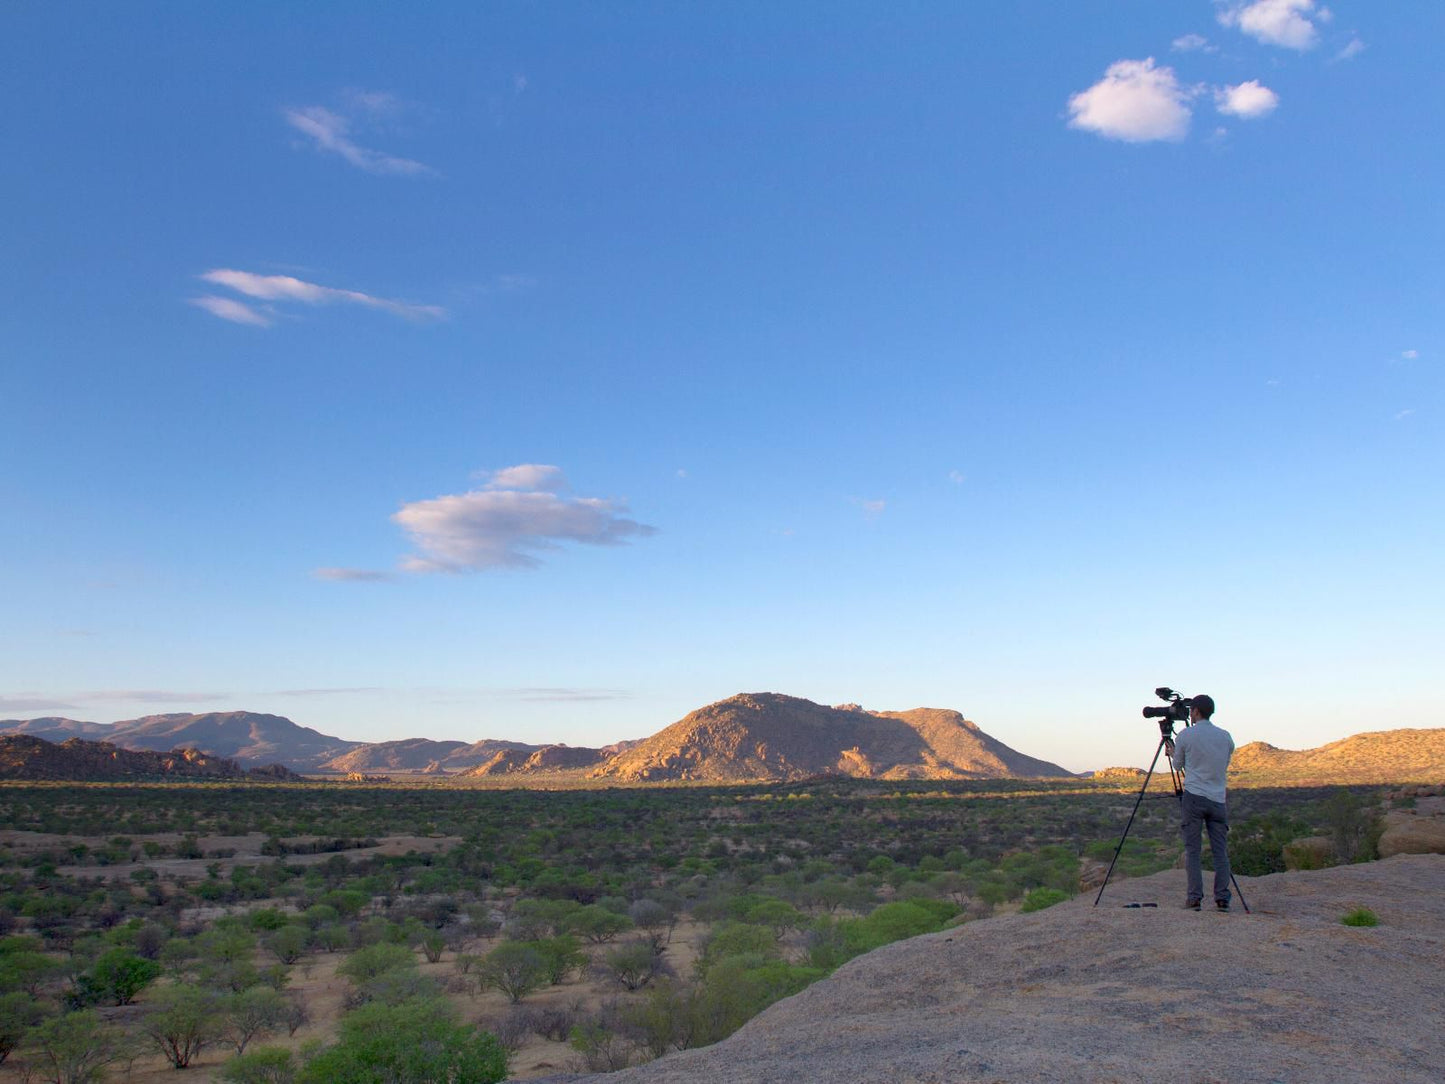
1192, 694, 1215, 719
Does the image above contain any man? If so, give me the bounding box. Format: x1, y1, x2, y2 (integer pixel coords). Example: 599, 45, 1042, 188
1164, 694, 1234, 911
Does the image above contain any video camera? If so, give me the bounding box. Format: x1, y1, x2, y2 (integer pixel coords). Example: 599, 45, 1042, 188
1141, 687, 1194, 738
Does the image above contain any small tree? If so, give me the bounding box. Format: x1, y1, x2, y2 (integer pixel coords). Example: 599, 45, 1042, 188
32, 1010, 121, 1084
142, 983, 221, 1068
223, 987, 289, 1055
476, 941, 547, 1003
336, 942, 414, 986
745, 899, 805, 938
281, 993, 311, 1037
602, 940, 666, 991
87, 947, 161, 1005
535, 935, 588, 985
263, 926, 308, 966
568, 906, 633, 945
569, 1022, 632, 1073
627, 899, 675, 950
0, 991, 42, 1065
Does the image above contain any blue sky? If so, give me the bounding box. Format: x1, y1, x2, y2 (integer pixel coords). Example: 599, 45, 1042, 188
2, 2, 1439, 772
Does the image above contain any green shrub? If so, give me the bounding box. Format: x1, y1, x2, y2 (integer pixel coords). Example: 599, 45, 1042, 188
77, 946, 161, 1005
337, 942, 414, 986
1341, 907, 1379, 927
298, 997, 505, 1084
217, 1045, 296, 1084
698, 921, 779, 973
838, 899, 958, 956
1019, 887, 1070, 913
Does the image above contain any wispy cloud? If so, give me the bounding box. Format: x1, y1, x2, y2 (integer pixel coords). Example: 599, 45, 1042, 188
1215, 80, 1279, 119
1, 689, 231, 715
196, 269, 444, 324
948, 470, 966, 486
312, 567, 396, 583
284, 102, 434, 176
507, 688, 633, 703
852, 497, 886, 520
189, 295, 272, 327
393, 466, 656, 572
1067, 58, 1193, 143
0, 695, 78, 714
1218, 0, 1325, 51
478, 464, 567, 492
1402, 349, 1419, 360
1171, 33, 1215, 53
92, 689, 231, 704
1335, 36, 1366, 62
268, 686, 385, 697
1394, 409, 1415, 421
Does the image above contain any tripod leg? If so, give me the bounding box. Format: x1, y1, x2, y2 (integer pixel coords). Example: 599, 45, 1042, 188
1093, 737, 1170, 906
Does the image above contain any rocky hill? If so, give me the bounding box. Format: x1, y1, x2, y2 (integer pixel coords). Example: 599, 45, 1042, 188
0, 711, 359, 771
592, 693, 1073, 782
0, 735, 300, 781
1230, 727, 1445, 785
318, 737, 544, 773
0, 695, 1067, 781
540, 854, 1445, 1084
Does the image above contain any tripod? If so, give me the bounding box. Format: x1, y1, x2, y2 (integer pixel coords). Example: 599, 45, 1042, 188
1093, 731, 1249, 912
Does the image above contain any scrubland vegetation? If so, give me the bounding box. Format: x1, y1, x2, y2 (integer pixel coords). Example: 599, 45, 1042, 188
0, 777, 1391, 1080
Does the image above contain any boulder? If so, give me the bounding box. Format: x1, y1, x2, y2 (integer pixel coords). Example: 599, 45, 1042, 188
1377, 811, 1445, 858
1077, 859, 1109, 892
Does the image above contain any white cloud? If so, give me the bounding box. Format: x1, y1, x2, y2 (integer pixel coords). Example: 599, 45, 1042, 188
284, 104, 434, 176
189, 295, 272, 326
948, 470, 966, 485
340, 88, 402, 117
1219, 1, 1323, 51
1402, 349, 1419, 359
2, 689, 231, 714
1171, 34, 1213, 52
852, 498, 886, 520
393, 467, 656, 572
1394, 409, 1415, 421
0, 695, 78, 713
1335, 36, 1365, 61
1067, 58, 1193, 143
312, 567, 395, 583
199, 269, 445, 322
1215, 80, 1279, 119
481, 464, 567, 492
508, 687, 632, 702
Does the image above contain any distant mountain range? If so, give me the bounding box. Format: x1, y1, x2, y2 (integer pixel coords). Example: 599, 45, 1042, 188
0, 694, 1072, 781
0, 734, 301, 782
0, 711, 356, 769
7, 699, 1436, 785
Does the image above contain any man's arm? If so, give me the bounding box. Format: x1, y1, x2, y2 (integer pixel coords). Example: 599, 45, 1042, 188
1168, 731, 1186, 772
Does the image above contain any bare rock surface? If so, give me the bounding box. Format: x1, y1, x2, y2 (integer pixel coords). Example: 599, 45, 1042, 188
542, 855, 1444, 1084
1377, 796, 1445, 857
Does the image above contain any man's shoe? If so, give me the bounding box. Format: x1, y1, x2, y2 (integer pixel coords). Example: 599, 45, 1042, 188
1216, 901, 1230, 912
1184, 900, 1201, 911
